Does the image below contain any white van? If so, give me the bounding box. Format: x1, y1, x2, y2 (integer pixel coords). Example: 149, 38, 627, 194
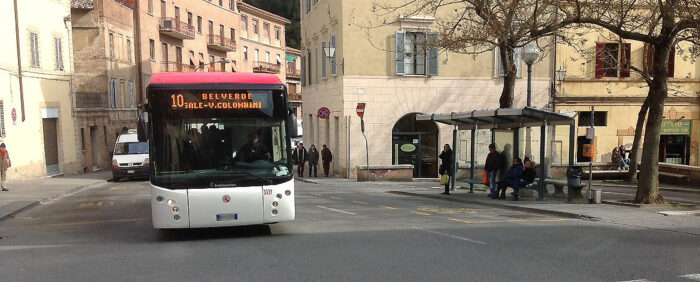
112, 132, 149, 181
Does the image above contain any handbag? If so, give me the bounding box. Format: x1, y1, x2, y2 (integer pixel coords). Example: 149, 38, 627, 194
440, 174, 449, 185
483, 171, 489, 185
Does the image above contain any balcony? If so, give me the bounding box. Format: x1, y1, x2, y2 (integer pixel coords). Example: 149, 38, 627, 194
159, 17, 195, 40
160, 61, 196, 73
286, 67, 301, 79
207, 34, 236, 52
253, 61, 281, 74
288, 93, 302, 102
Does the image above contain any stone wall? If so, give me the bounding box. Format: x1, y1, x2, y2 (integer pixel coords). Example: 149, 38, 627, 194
356, 165, 413, 181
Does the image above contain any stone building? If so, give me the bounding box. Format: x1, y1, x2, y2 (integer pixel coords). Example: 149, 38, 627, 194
0, 0, 81, 180
71, 0, 139, 172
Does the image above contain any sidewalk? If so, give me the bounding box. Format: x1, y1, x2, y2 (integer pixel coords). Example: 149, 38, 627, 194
298, 176, 700, 235
0, 171, 111, 221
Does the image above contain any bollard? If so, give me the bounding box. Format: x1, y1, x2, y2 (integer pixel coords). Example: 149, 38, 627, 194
592, 188, 602, 204
567, 185, 573, 203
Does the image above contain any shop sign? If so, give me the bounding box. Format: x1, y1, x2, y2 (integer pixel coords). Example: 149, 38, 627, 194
400, 144, 416, 152
660, 120, 692, 135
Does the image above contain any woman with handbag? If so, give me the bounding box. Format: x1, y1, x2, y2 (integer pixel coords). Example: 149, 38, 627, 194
439, 144, 454, 195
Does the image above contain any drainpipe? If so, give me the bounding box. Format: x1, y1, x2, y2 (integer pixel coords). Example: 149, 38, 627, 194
13, 0, 25, 122
133, 0, 144, 105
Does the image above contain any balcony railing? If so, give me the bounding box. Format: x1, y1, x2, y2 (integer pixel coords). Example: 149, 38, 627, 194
207, 34, 236, 52
286, 67, 301, 79
288, 93, 302, 102
160, 61, 196, 73
253, 61, 281, 74
159, 17, 195, 39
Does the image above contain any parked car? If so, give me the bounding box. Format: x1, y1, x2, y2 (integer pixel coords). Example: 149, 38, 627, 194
111, 132, 149, 181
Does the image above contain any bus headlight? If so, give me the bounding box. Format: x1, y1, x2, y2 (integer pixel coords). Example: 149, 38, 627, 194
276, 193, 283, 199
285, 190, 291, 196
172, 206, 179, 213
167, 199, 175, 206
272, 201, 279, 207
156, 196, 164, 203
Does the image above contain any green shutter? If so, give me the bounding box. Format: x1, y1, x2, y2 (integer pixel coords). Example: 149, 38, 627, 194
396, 31, 405, 76
427, 32, 439, 76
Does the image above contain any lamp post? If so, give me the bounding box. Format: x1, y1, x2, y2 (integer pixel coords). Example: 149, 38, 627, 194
522, 45, 540, 107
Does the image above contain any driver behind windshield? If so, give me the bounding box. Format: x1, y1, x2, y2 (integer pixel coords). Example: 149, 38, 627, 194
236, 132, 271, 163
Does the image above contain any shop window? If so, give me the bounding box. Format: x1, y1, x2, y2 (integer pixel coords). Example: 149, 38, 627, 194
578, 111, 607, 127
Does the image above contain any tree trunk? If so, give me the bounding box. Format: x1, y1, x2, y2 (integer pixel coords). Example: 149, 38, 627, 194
626, 97, 649, 183
498, 42, 517, 108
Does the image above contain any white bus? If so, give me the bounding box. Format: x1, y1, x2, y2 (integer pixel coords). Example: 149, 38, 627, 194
139, 72, 295, 228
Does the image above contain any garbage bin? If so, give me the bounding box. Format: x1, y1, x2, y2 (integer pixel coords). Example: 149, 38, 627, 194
566, 166, 582, 187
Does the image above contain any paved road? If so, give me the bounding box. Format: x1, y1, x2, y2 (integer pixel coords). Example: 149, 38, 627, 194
0, 180, 699, 281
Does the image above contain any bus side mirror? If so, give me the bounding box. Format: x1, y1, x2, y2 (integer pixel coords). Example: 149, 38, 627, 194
137, 104, 149, 142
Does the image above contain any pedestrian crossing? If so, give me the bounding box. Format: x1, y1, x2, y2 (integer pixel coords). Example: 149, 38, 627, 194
618, 274, 700, 282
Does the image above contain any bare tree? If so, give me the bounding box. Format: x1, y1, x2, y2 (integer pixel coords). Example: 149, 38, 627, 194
561, 0, 700, 203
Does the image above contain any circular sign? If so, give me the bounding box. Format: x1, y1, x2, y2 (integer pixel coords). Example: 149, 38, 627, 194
11, 108, 17, 122
222, 195, 231, 203
356, 103, 365, 118
400, 144, 416, 152
318, 107, 330, 119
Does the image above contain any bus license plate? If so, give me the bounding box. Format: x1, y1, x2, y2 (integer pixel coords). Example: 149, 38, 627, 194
216, 213, 238, 221
127, 170, 135, 174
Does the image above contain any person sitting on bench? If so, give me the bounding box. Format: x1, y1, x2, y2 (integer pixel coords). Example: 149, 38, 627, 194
495, 157, 523, 199
513, 158, 537, 200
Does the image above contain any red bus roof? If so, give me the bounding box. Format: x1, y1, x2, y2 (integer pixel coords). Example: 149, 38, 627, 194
149, 72, 283, 85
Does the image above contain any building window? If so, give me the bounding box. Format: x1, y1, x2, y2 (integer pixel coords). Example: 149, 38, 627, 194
149, 39, 155, 60
395, 31, 439, 76
646, 44, 676, 77
148, 0, 153, 14
254, 49, 259, 62
54, 37, 64, 71
265, 51, 270, 63
321, 41, 327, 79
229, 0, 234, 10
109, 79, 118, 109
495, 47, 522, 77
274, 26, 280, 40
307, 49, 312, 85
243, 46, 248, 61
330, 34, 337, 76
30, 32, 40, 67
129, 82, 135, 107
578, 111, 607, 127
109, 33, 114, 59
263, 22, 270, 39
126, 39, 132, 63
241, 15, 248, 34
218, 0, 223, 6
197, 16, 202, 34
305, 0, 310, 13
187, 12, 193, 27
0, 101, 5, 137
252, 19, 258, 34
595, 43, 631, 78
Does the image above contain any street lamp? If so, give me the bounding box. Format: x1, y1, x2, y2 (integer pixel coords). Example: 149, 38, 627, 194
522, 45, 540, 107
555, 67, 567, 89
323, 45, 335, 59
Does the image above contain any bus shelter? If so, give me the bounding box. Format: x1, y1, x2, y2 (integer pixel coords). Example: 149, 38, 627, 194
416, 107, 576, 192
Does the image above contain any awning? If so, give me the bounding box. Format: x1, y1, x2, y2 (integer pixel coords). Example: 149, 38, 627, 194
416, 107, 576, 130
285, 55, 297, 62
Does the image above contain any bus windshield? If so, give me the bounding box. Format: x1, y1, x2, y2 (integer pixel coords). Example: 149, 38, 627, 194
149, 88, 292, 189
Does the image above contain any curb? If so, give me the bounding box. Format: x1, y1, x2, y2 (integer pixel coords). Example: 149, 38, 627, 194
600, 181, 700, 195
296, 177, 319, 184
389, 191, 599, 221
0, 180, 109, 222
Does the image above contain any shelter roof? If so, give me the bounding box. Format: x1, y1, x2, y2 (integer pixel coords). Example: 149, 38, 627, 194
416, 107, 576, 130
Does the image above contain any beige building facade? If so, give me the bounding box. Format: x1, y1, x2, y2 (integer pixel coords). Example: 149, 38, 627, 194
286, 47, 302, 136
300, 0, 552, 178
555, 30, 700, 166
71, 0, 139, 172
0, 0, 81, 180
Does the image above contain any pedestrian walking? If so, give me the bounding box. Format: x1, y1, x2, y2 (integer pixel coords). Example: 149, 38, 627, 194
484, 143, 505, 198
612, 146, 628, 171
0, 143, 11, 191
439, 144, 454, 195
321, 144, 333, 177
308, 144, 319, 177
294, 142, 308, 177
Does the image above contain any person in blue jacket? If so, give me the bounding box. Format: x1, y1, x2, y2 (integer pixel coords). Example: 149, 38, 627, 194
495, 157, 524, 199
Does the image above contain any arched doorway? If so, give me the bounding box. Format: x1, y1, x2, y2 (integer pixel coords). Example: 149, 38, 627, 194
392, 113, 439, 178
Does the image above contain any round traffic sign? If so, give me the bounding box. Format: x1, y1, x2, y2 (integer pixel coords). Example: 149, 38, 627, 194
11, 108, 17, 122
318, 107, 330, 119
356, 103, 365, 118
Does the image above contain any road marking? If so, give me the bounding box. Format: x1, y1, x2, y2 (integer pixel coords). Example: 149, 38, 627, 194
352, 201, 368, 205
13, 218, 150, 229
316, 206, 355, 215
97, 201, 105, 207
448, 218, 567, 224
415, 227, 486, 245
0, 245, 70, 251
679, 274, 700, 281
79, 202, 95, 208
449, 218, 474, 224
617, 280, 655, 282
411, 211, 431, 216
381, 205, 397, 210
330, 197, 343, 201
311, 193, 323, 197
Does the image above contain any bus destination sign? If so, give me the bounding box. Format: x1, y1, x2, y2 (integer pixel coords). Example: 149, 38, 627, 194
170, 92, 263, 110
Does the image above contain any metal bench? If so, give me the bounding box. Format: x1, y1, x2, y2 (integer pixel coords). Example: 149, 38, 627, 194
534, 178, 584, 203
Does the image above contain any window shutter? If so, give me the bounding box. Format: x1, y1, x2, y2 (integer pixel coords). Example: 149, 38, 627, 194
496, 47, 504, 77
668, 46, 675, 77
427, 32, 439, 76
620, 43, 631, 78
395, 31, 405, 76
595, 43, 604, 78
321, 42, 327, 79
330, 34, 337, 76
301, 56, 306, 86
645, 44, 653, 73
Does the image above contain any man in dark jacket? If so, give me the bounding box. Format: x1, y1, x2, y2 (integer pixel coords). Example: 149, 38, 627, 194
321, 144, 333, 177
439, 144, 455, 195
308, 145, 320, 177
484, 144, 504, 198
496, 157, 523, 199
294, 143, 308, 177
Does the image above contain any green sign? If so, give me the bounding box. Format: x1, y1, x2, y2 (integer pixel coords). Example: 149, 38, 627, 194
400, 144, 416, 152
661, 120, 692, 135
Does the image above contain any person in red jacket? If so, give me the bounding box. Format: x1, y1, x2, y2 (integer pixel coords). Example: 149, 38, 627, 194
0, 143, 11, 191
